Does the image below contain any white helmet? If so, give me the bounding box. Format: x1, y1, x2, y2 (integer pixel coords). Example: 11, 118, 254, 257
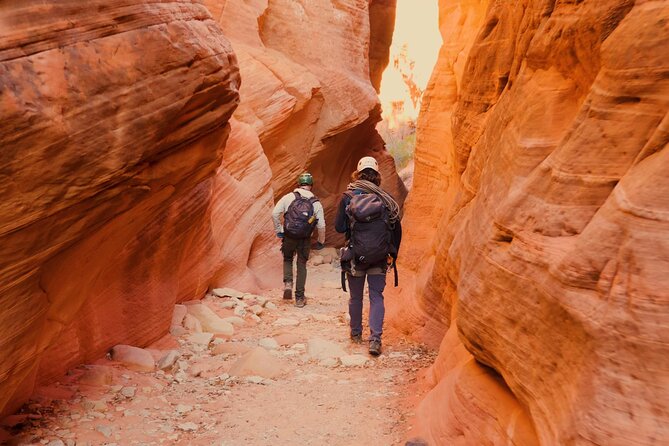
357, 156, 379, 173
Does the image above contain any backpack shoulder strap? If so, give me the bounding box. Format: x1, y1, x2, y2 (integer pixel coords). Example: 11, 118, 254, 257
309, 196, 319, 204
293, 191, 301, 200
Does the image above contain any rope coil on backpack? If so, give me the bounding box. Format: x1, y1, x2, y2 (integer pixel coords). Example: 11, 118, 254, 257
346, 180, 401, 223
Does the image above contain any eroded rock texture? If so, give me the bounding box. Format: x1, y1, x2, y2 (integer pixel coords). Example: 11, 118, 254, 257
391, 0, 669, 444
204, 0, 406, 243
0, 0, 248, 416
0, 0, 401, 417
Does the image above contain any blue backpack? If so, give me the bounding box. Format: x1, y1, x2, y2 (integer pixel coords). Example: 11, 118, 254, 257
340, 191, 399, 291
346, 192, 395, 265
284, 192, 319, 239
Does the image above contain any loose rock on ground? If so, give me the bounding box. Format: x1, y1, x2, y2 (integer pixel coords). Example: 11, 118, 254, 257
2, 263, 434, 445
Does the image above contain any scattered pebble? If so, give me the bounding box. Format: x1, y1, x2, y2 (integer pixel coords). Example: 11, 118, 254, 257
96, 425, 113, 438
157, 350, 180, 370
340, 355, 369, 367
175, 404, 193, 415
174, 371, 188, 383
187, 332, 214, 346
259, 338, 279, 350
319, 358, 339, 368
120, 386, 136, 398
177, 422, 199, 432
233, 307, 246, 317
273, 318, 300, 327
245, 376, 265, 384
250, 305, 264, 316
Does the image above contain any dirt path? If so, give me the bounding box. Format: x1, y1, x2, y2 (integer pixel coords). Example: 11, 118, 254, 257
2, 255, 433, 445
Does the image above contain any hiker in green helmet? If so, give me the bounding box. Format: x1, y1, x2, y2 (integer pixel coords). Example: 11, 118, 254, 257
272, 172, 326, 308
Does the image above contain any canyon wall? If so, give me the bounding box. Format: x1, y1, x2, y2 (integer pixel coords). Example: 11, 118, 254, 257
391, 0, 669, 444
0, 0, 401, 417
204, 0, 405, 243
0, 0, 249, 416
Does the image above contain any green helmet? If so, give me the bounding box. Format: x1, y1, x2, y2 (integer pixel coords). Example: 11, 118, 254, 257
297, 172, 313, 186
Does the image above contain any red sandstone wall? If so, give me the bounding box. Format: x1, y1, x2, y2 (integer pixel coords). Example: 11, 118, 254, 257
204, 0, 405, 243
0, 0, 400, 416
391, 0, 669, 444
0, 0, 244, 416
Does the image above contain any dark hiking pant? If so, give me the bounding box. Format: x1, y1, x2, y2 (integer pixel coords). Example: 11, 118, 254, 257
347, 273, 386, 342
281, 236, 310, 298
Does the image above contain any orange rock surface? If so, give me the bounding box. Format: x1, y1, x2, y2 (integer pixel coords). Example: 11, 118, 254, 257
0, 1, 244, 416
391, 0, 669, 444
204, 0, 406, 243
0, 0, 402, 417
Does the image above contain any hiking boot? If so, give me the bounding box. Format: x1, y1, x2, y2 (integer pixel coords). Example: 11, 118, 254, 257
369, 339, 382, 356
283, 282, 292, 300
350, 333, 363, 344
295, 296, 306, 308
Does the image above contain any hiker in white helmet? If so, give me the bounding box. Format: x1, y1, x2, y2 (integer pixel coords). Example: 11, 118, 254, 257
272, 172, 326, 308
335, 156, 402, 356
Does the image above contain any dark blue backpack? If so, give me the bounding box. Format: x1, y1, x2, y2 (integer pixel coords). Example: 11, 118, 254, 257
284, 192, 319, 239
345, 192, 396, 266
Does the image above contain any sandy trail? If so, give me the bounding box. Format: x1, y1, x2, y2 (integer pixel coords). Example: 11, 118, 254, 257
2, 255, 433, 445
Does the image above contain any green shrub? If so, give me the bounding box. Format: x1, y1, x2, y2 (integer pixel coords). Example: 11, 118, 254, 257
387, 132, 416, 171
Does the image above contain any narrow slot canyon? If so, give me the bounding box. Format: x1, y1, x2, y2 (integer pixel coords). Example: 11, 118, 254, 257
1, 1, 667, 445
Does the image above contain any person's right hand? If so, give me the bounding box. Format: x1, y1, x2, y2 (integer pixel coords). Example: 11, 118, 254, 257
277, 232, 284, 239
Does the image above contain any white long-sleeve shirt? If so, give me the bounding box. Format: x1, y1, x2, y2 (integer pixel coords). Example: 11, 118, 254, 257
272, 188, 326, 243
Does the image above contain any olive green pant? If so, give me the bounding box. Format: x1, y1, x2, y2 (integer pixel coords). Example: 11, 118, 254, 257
281, 236, 310, 298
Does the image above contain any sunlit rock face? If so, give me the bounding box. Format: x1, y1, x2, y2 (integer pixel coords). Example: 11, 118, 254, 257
203, 0, 406, 243
391, 0, 669, 444
0, 1, 243, 416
